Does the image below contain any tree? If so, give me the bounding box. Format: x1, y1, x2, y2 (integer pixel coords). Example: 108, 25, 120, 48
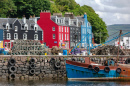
12, 0, 50, 18
0, 0, 16, 18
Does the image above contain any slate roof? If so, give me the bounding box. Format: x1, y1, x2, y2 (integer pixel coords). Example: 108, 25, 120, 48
0, 18, 17, 29
18, 19, 43, 31
0, 18, 42, 31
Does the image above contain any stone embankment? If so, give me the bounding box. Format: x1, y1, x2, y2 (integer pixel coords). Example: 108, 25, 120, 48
0, 55, 85, 80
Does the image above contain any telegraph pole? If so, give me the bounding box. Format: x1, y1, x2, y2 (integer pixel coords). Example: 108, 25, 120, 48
117, 30, 122, 65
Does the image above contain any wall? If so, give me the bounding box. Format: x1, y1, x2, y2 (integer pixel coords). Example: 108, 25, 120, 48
0, 29, 3, 41
0, 55, 128, 80
0, 41, 3, 48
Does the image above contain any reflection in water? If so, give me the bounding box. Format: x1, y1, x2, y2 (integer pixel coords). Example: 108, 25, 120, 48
0, 79, 130, 86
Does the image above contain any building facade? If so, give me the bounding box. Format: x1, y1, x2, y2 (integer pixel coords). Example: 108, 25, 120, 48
115, 37, 130, 49
81, 14, 93, 49
0, 29, 3, 48
37, 12, 70, 48
0, 18, 43, 49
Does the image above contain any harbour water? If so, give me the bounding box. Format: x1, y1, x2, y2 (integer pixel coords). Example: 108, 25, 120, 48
0, 79, 130, 86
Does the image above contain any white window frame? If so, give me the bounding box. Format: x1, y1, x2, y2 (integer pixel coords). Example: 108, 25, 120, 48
65, 27, 66, 32
53, 34, 55, 39
65, 34, 66, 40
59, 26, 60, 32
67, 27, 68, 32
24, 25, 28, 32
67, 34, 69, 40
14, 33, 18, 40
7, 33, 11, 40
62, 27, 63, 32
6, 23, 9, 31
23, 33, 27, 40
34, 34, 38, 40
62, 34, 63, 40
15, 26, 18, 31
59, 33, 61, 40
52, 27, 55, 31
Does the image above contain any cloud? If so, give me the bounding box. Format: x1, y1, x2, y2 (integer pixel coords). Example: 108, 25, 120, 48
75, 0, 130, 25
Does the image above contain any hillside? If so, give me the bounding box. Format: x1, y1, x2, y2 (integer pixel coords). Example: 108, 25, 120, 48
106, 24, 130, 45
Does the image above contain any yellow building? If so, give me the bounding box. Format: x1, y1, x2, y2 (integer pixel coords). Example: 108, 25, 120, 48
0, 41, 3, 48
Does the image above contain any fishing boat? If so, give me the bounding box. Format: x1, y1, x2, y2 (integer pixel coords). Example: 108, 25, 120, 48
66, 57, 130, 81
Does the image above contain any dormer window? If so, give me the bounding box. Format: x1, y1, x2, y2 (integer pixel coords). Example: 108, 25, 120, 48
15, 26, 18, 31
25, 26, 27, 30
34, 27, 38, 32
6, 24, 9, 31
24, 24, 28, 32
52, 27, 55, 31
7, 26, 9, 30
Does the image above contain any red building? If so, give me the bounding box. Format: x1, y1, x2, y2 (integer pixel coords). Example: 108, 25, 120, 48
37, 12, 70, 48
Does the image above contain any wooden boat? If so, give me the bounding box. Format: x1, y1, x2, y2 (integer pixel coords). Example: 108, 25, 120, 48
66, 57, 130, 81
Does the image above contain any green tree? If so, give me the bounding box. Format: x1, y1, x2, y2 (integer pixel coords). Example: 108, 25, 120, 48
13, 0, 50, 18
0, 0, 16, 18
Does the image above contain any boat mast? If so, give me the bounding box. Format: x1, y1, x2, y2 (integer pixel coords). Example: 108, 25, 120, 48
117, 30, 122, 65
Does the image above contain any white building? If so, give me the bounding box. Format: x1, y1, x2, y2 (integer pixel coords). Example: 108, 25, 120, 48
115, 37, 130, 49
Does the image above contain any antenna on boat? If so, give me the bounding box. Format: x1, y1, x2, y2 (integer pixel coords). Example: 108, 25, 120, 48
117, 30, 122, 66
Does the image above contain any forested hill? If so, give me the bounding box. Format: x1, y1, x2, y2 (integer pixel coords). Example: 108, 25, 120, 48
0, 0, 108, 43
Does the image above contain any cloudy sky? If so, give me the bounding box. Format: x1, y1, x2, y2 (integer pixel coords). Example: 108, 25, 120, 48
75, 0, 130, 25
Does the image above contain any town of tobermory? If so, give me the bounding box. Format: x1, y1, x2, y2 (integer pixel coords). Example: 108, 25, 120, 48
0, 0, 130, 86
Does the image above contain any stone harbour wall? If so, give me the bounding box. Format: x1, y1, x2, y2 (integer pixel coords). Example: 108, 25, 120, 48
0, 55, 85, 80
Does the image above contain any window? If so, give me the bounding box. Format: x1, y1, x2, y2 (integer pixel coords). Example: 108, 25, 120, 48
7, 26, 9, 30
24, 25, 28, 31
23, 33, 27, 40
34, 34, 38, 40
65, 27, 66, 32
53, 34, 55, 39
14, 33, 18, 40
7, 33, 11, 39
52, 27, 55, 31
34, 27, 38, 31
5, 42, 7, 48
62, 27, 63, 32
65, 34, 66, 40
59, 26, 60, 32
59, 33, 61, 40
67, 34, 69, 40
62, 34, 63, 40
15, 26, 18, 31
67, 27, 68, 32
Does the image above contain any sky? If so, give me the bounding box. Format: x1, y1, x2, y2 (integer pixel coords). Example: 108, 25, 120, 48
75, 0, 130, 25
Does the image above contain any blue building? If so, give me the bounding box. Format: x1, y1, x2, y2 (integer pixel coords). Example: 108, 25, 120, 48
0, 29, 3, 49
81, 14, 93, 54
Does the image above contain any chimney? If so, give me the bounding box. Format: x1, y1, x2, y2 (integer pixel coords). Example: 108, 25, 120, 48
84, 13, 87, 20
53, 13, 62, 17
64, 12, 74, 19
40, 12, 51, 19
76, 19, 78, 27
22, 15, 26, 23
68, 18, 70, 25
30, 15, 32, 18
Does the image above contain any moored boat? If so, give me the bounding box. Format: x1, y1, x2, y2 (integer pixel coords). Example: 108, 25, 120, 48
66, 57, 130, 81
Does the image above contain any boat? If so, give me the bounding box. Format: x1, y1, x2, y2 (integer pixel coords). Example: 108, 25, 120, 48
66, 57, 130, 81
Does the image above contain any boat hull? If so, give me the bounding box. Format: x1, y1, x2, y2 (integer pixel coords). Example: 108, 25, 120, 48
66, 60, 130, 81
